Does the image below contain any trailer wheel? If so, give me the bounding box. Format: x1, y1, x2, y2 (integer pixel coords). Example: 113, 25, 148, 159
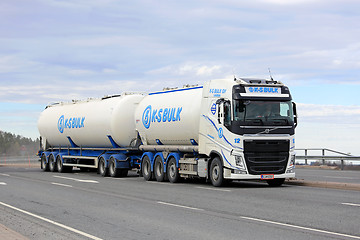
266, 178, 285, 187
98, 157, 108, 177
210, 157, 224, 187
41, 154, 49, 172
56, 156, 64, 173
49, 155, 57, 172
56, 156, 72, 173
167, 158, 180, 183
154, 156, 165, 182
109, 157, 121, 177
142, 156, 152, 181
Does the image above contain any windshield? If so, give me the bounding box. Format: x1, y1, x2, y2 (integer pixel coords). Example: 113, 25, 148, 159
233, 100, 294, 126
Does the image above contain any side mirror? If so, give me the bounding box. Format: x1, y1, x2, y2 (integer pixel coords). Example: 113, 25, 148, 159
216, 98, 224, 105
217, 101, 224, 124
292, 102, 297, 128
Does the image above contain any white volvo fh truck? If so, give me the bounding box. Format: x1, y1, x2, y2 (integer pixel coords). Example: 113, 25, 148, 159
38, 77, 297, 187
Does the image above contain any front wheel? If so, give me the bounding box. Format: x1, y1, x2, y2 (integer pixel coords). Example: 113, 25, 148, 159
266, 178, 285, 187
210, 157, 224, 187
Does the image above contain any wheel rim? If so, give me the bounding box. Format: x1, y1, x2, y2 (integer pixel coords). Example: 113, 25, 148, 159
41, 157, 46, 168
110, 160, 115, 175
57, 159, 62, 170
143, 160, 150, 176
49, 156, 54, 169
156, 161, 162, 176
100, 160, 105, 173
212, 164, 220, 181
169, 162, 176, 178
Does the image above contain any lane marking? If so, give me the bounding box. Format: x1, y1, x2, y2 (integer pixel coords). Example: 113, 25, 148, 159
157, 201, 204, 211
0, 201, 103, 240
104, 177, 127, 180
342, 202, 360, 207
323, 176, 358, 180
51, 182, 73, 188
0, 173, 10, 177
195, 186, 231, 192
240, 216, 360, 239
53, 175, 99, 183
0, 182, 7, 185
146, 181, 173, 185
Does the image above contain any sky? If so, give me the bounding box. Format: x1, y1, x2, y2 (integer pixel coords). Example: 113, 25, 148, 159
0, 0, 359, 155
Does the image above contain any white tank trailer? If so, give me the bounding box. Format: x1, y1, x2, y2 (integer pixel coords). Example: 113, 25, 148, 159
38, 78, 298, 187
38, 93, 144, 148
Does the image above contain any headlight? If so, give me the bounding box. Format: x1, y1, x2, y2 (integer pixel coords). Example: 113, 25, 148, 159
235, 155, 244, 168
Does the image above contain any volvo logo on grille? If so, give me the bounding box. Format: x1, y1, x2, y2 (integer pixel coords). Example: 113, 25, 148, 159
265, 129, 270, 134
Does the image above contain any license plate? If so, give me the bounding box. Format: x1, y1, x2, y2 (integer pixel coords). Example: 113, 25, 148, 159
261, 174, 274, 180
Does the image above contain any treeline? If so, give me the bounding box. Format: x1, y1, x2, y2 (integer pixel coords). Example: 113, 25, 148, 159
0, 130, 39, 156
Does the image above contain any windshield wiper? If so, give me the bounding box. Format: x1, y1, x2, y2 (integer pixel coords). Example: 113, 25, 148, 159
245, 118, 264, 125
272, 118, 289, 125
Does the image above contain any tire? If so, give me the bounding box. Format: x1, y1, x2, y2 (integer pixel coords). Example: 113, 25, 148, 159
266, 178, 285, 187
49, 155, 57, 172
142, 156, 153, 181
98, 157, 108, 177
154, 156, 165, 182
109, 157, 121, 177
210, 157, 224, 187
56, 156, 72, 173
167, 158, 180, 183
41, 154, 49, 172
57, 156, 64, 173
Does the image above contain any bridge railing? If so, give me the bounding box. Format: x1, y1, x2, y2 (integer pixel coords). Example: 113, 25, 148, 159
295, 148, 360, 170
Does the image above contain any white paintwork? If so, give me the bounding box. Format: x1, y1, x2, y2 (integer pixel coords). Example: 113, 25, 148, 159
38, 94, 145, 148
135, 87, 203, 145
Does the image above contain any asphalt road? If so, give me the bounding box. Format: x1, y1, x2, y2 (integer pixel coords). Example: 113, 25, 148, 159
295, 167, 360, 184
0, 166, 359, 240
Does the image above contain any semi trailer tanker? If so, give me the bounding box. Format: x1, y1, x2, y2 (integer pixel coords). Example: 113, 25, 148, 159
38, 77, 297, 187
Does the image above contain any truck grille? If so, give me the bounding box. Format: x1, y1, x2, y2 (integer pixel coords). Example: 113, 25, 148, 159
244, 140, 289, 175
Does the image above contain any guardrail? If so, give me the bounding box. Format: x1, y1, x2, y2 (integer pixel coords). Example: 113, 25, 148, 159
295, 148, 360, 170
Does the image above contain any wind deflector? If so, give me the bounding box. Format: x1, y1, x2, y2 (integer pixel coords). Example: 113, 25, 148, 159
232, 85, 292, 101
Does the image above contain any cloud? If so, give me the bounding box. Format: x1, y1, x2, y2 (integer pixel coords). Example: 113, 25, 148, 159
297, 103, 360, 124
147, 62, 227, 77
0, 80, 141, 104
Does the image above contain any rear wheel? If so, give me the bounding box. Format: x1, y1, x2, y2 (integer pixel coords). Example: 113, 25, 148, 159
49, 155, 57, 172
57, 156, 72, 173
167, 158, 180, 183
210, 157, 224, 187
267, 178, 285, 187
41, 154, 49, 171
154, 156, 165, 182
98, 157, 108, 177
56, 156, 64, 173
142, 156, 152, 181
109, 157, 121, 177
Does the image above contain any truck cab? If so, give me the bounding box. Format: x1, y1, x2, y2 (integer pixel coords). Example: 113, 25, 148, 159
199, 78, 297, 186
